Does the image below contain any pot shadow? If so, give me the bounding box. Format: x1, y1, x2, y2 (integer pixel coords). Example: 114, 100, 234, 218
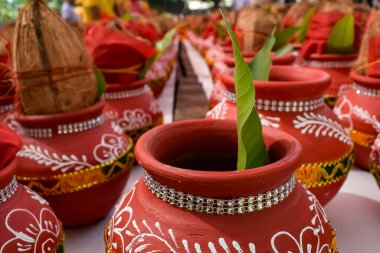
325, 193, 380, 253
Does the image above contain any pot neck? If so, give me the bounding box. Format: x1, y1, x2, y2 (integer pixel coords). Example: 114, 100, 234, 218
105, 83, 149, 100
0, 96, 13, 113
301, 58, 353, 69
0, 176, 18, 204
15, 101, 105, 139
353, 83, 380, 97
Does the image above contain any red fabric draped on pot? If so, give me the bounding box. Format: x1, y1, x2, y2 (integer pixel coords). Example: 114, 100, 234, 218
86, 25, 156, 84
105, 119, 338, 252
207, 66, 354, 205
125, 21, 160, 42
0, 35, 14, 122
0, 126, 64, 253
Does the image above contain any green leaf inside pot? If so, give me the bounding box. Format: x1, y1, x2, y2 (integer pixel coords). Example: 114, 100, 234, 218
221, 10, 269, 171
139, 27, 177, 78
248, 30, 275, 81
296, 7, 315, 43
274, 26, 299, 51
94, 66, 106, 100
216, 22, 226, 41
326, 14, 355, 54
276, 44, 294, 56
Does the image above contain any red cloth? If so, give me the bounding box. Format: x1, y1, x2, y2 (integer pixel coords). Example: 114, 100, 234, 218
282, 16, 295, 29
367, 35, 380, 78
85, 25, 156, 84
125, 21, 160, 42
300, 12, 345, 59
0, 126, 21, 169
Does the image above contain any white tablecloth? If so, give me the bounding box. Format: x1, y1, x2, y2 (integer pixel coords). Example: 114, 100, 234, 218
64, 43, 380, 253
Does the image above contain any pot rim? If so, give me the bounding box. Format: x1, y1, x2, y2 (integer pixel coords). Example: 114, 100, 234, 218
15, 100, 105, 128
221, 65, 330, 100
350, 70, 380, 88
223, 52, 295, 67
135, 119, 302, 197
0, 95, 13, 106
308, 53, 357, 61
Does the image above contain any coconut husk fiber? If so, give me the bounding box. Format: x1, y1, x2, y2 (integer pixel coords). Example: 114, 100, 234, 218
283, 0, 313, 28
315, 0, 353, 14
236, 7, 279, 52
13, 0, 97, 115
356, 10, 380, 77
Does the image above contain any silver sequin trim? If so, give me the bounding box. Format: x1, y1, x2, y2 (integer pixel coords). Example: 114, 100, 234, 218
105, 86, 147, 100
302, 60, 353, 69
353, 83, 380, 97
0, 177, 18, 204
224, 90, 324, 112
0, 104, 13, 113
145, 171, 296, 215
21, 114, 104, 138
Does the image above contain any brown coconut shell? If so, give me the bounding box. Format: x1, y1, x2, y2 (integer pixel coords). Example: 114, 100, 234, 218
13, 0, 97, 115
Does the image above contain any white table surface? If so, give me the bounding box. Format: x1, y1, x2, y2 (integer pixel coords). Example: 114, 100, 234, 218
64, 42, 380, 253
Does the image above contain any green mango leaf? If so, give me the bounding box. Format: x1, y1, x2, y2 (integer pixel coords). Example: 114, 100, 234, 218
326, 14, 355, 54
276, 44, 294, 56
94, 67, 106, 99
296, 7, 315, 43
216, 22, 226, 41
221, 10, 269, 171
139, 27, 177, 78
248, 30, 276, 81
273, 26, 299, 50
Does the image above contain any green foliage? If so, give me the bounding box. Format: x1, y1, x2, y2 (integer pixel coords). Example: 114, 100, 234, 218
296, 6, 315, 43
94, 67, 106, 100
221, 10, 269, 171
326, 14, 355, 54
273, 26, 299, 50
248, 30, 275, 81
276, 44, 294, 56
215, 22, 226, 41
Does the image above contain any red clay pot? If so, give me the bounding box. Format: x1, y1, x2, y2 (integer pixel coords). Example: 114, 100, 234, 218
210, 53, 296, 108
14, 101, 134, 227
0, 95, 13, 123
300, 53, 357, 107
334, 71, 380, 170
207, 66, 354, 206
105, 119, 337, 252
105, 80, 163, 144
1, 144, 64, 252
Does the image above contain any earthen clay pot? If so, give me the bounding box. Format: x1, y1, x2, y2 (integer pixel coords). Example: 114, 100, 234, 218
14, 101, 134, 227
300, 53, 357, 107
207, 66, 354, 205
1, 130, 64, 252
105, 119, 338, 252
210, 53, 295, 108
105, 80, 163, 144
334, 71, 380, 170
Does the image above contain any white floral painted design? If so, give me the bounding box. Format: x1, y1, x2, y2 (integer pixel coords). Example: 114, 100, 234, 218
117, 109, 152, 131
352, 106, 380, 132
149, 101, 161, 115
293, 112, 352, 145
108, 186, 332, 253
105, 110, 119, 121
338, 83, 353, 97
24, 186, 48, 205
370, 135, 380, 169
333, 96, 353, 129
260, 114, 281, 129
17, 145, 92, 173
207, 101, 229, 119
0, 208, 61, 253
94, 134, 127, 163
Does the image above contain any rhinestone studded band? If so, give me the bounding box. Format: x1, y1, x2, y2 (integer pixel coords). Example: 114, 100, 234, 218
302, 60, 353, 69
0, 177, 18, 203
0, 104, 13, 113
105, 86, 147, 100
353, 83, 380, 97
144, 172, 296, 215
224, 90, 324, 112
21, 114, 104, 138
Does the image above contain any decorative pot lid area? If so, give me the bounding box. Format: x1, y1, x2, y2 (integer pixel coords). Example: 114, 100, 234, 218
0, 176, 18, 204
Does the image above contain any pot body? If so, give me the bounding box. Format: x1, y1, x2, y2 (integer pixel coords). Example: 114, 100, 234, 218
334, 72, 380, 170
370, 134, 380, 187
207, 67, 354, 205
300, 54, 356, 107
105, 81, 163, 144
105, 120, 337, 252
14, 101, 134, 227
1, 161, 64, 253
